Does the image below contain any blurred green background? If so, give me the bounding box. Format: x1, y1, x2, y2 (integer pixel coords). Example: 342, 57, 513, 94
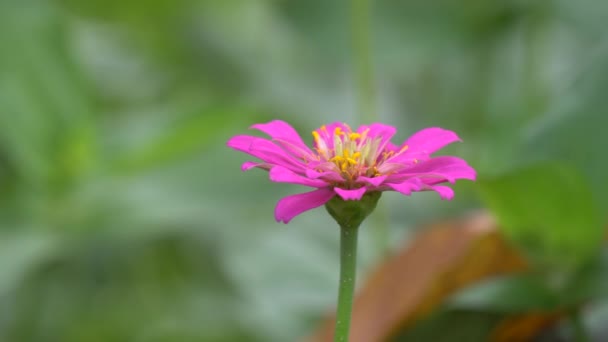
1, 0, 607, 341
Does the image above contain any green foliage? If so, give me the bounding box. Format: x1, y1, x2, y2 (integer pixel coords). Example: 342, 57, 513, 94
465, 164, 606, 333
524, 82, 608, 218
394, 309, 502, 342
449, 274, 560, 313
111, 106, 258, 174
1, 230, 258, 342
478, 163, 602, 275
560, 248, 608, 306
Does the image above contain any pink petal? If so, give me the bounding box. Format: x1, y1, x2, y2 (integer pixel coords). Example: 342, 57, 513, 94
227, 135, 306, 172
387, 156, 476, 184
356, 175, 388, 187
376, 162, 409, 174
250, 120, 315, 158
305, 168, 344, 182
426, 185, 454, 200
357, 123, 397, 150
333, 187, 368, 200
389, 127, 461, 162
241, 161, 271, 171
309, 161, 340, 173
385, 179, 423, 196
275, 188, 336, 224
385, 142, 399, 152
358, 123, 397, 137
269, 166, 328, 188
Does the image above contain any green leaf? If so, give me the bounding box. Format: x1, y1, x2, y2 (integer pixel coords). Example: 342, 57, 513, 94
448, 274, 559, 313
394, 309, 502, 342
478, 163, 603, 274
560, 248, 608, 306
110, 107, 258, 174
0, 3, 97, 189
0, 229, 260, 342
523, 47, 608, 219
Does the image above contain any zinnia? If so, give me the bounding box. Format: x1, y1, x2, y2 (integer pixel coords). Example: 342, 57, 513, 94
227, 120, 475, 223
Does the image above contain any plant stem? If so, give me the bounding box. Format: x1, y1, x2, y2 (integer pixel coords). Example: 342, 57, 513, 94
334, 224, 360, 342
351, 0, 375, 121
570, 310, 589, 342
351, 0, 390, 256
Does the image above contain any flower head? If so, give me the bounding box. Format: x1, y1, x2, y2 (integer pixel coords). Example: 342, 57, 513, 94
227, 120, 476, 223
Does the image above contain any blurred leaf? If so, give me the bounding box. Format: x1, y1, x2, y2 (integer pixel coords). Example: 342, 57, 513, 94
395, 308, 565, 342
0, 232, 58, 296
478, 163, 603, 274
449, 274, 559, 313
394, 309, 501, 342
560, 247, 608, 306
0, 1, 97, 169
523, 36, 608, 218
0, 229, 259, 342
111, 106, 256, 174
0, 1, 98, 225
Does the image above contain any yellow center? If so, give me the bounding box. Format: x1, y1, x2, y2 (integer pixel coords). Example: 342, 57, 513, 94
311, 125, 396, 181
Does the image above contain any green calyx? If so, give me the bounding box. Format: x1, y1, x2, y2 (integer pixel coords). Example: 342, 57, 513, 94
325, 191, 382, 229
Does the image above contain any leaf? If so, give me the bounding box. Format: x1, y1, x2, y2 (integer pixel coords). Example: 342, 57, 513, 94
559, 247, 608, 306
110, 107, 261, 174
523, 46, 608, 218
0, 3, 97, 188
394, 308, 565, 342
448, 274, 559, 313
0, 229, 260, 342
0, 232, 58, 296
478, 163, 603, 273
393, 310, 501, 342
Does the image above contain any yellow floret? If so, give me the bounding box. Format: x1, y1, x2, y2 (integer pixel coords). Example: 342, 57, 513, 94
312, 131, 320, 142
349, 133, 361, 140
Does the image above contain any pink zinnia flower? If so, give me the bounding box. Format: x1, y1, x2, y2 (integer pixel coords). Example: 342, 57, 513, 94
227, 120, 476, 223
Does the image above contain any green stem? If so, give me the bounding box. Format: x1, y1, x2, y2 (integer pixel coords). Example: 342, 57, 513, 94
334, 224, 360, 342
350, 0, 375, 121
570, 310, 589, 342
351, 0, 390, 257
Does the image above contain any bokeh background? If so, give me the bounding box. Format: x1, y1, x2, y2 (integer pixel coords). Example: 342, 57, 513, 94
1, 0, 607, 341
